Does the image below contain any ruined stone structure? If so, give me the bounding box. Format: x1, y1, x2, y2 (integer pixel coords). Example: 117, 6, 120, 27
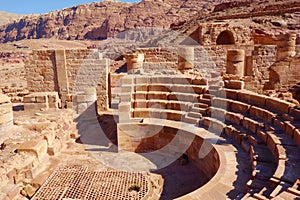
187, 21, 298, 95
1, 11, 300, 200
25, 49, 109, 114
198, 22, 253, 46
276, 33, 297, 61
117, 73, 300, 199
114, 20, 300, 199
267, 34, 300, 92
125, 21, 300, 96
23, 92, 60, 111
268, 55, 300, 92
0, 107, 80, 199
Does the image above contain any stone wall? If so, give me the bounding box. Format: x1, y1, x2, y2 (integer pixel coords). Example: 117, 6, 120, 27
118, 124, 176, 152
130, 45, 253, 76
186, 135, 219, 179
136, 48, 178, 63
117, 123, 219, 179
125, 45, 239, 75
243, 45, 300, 94
269, 56, 300, 92
195, 45, 254, 76
123, 43, 298, 95
245, 45, 277, 92
23, 92, 60, 111
25, 50, 57, 92
25, 49, 109, 113
124, 47, 178, 74
198, 22, 253, 46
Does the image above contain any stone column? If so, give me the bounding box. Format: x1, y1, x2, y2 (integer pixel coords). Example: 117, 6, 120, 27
96, 58, 110, 114
178, 46, 194, 71
55, 49, 69, 108
226, 49, 245, 77
124, 53, 144, 73
276, 33, 296, 61
74, 88, 97, 116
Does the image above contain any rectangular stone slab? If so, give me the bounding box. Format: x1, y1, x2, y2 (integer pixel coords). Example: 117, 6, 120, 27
289, 108, 300, 120
24, 103, 49, 111
17, 140, 48, 161
231, 101, 250, 114
266, 98, 295, 114
249, 106, 276, 124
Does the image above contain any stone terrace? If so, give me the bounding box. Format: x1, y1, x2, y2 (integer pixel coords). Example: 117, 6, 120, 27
117, 73, 300, 199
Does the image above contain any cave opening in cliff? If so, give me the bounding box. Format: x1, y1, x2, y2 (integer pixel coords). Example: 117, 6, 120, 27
216, 30, 235, 45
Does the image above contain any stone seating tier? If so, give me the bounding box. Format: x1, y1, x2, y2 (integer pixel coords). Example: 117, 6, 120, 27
198, 93, 300, 198
118, 75, 300, 199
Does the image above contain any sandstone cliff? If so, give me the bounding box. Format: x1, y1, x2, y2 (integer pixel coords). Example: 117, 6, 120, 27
175, 0, 300, 43
0, 11, 23, 26
0, 0, 215, 43
0, 0, 299, 44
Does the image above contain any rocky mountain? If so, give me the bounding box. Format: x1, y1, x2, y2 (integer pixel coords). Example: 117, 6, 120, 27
0, 11, 23, 26
0, 0, 299, 44
0, 0, 216, 43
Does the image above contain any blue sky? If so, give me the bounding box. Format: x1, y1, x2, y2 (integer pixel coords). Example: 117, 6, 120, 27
0, 0, 139, 14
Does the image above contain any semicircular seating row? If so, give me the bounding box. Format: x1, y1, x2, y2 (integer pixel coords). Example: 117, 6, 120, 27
118, 75, 300, 199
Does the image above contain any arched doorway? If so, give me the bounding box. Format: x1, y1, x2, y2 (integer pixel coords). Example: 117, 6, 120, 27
216, 30, 235, 45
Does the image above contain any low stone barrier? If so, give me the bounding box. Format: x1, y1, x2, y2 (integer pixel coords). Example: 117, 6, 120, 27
24, 92, 60, 111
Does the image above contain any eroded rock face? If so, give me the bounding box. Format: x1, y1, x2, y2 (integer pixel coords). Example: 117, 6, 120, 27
1, 0, 298, 44
0, 11, 23, 26
0, 0, 212, 43
213, 1, 251, 12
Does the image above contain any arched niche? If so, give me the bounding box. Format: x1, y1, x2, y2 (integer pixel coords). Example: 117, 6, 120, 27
216, 30, 235, 45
